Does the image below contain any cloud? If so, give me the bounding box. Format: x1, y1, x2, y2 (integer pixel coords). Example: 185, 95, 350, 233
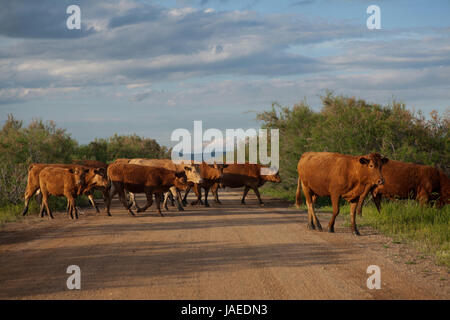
0, 0, 449, 132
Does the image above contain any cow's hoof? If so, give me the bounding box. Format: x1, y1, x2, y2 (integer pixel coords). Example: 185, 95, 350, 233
136, 208, 145, 213
259, 203, 265, 207
205, 203, 210, 207
128, 211, 136, 216
177, 207, 185, 212
307, 223, 315, 230
328, 227, 335, 233
352, 230, 361, 236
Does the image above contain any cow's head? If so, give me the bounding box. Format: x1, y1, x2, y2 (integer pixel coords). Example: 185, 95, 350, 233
173, 171, 188, 189
205, 162, 228, 182
358, 153, 389, 186
260, 166, 282, 183
68, 167, 87, 189
183, 164, 203, 184
86, 167, 109, 189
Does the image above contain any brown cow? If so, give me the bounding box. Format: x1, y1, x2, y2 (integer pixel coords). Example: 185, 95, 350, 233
210, 163, 281, 206
181, 162, 228, 207
370, 160, 450, 212
296, 152, 388, 235
72, 159, 109, 212
22, 163, 109, 216
126, 158, 203, 212
106, 163, 188, 216
38, 167, 87, 219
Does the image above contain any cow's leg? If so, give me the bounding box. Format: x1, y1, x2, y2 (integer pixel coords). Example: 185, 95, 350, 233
211, 183, 221, 204
301, 183, 321, 230
22, 185, 40, 216
170, 187, 185, 211
417, 187, 431, 206
252, 187, 264, 206
137, 192, 153, 213
191, 184, 203, 205
327, 194, 341, 233
182, 185, 191, 206
39, 198, 46, 218
349, 201, 360, 236
130, 192, 145, 211
155, 193, 164, 217
67, 195, 78, 220
105, 183, 117, 216
116, 184, 135, 216
204, 186, 210, 207
163, 192, 171, 211
241, 186, 250, 204
42, 192, 54, 220
373, 192, 382, 213
356, 184, 372, 216
86, 191, 100, 213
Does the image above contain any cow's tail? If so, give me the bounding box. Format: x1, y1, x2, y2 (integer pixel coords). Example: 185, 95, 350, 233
295, 177, 302, 208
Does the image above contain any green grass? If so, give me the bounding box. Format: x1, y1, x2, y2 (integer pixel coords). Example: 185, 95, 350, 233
357, 201, 449, 267
262, 186, 450, 268
0, 195, 91, 226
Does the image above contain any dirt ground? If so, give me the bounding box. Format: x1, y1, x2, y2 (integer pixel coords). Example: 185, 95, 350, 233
0, 189, 448, 300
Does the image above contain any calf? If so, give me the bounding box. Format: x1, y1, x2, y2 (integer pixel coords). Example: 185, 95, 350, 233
182, 162, 228, 207
106, 163, 188, 216
370, 160, 449, 211
22, 163, 108, 216
38, 167, 87, 219
72, 160, 109, 212
296, 152, 388, 235
210, 163, 281, 206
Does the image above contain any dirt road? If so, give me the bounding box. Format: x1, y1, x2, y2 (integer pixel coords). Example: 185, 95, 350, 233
0, 190, 448, 299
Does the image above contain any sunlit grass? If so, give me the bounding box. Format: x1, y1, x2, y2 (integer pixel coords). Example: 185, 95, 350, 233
262, 186, 449, 267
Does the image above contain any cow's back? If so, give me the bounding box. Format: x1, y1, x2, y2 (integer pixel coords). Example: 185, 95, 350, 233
221, 163, 261, 187
298, 152, 358, 197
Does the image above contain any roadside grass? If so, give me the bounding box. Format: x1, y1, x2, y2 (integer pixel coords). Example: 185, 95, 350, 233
261, 186, 450, 268
0, 195, 91, 226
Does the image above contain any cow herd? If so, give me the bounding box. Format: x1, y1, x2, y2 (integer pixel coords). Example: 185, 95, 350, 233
20, 152, 449, 236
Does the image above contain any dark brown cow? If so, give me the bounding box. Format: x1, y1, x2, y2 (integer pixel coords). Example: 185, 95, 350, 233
296, 152, 388, 235
370, 160, 450, 211
210, 163, 281, 206
126, 158, 203, 212
22, 163, 108, 216
182, 162, 228, 207
38, 167, 87, 219
106, 163, 188, 216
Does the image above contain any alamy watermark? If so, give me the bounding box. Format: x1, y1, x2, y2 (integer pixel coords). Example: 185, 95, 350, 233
366, 265, 381, 289
171, 121, 279, 174
66, 5, 81, 30
66, 265, 81, 290
367, 5, 381, 30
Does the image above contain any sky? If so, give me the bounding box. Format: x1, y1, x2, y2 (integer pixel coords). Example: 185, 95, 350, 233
0, 0, 449, 147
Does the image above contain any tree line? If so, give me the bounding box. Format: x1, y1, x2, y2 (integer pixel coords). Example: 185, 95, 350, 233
256, 92, 449, 200
0, 114, 169, 205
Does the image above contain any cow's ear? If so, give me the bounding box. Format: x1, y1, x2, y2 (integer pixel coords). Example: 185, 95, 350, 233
84, 169, 90, 174
381, 157, 389, 165
68, 168, 74, 174
184, 166, 192, 171
359, 157, 370, 165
